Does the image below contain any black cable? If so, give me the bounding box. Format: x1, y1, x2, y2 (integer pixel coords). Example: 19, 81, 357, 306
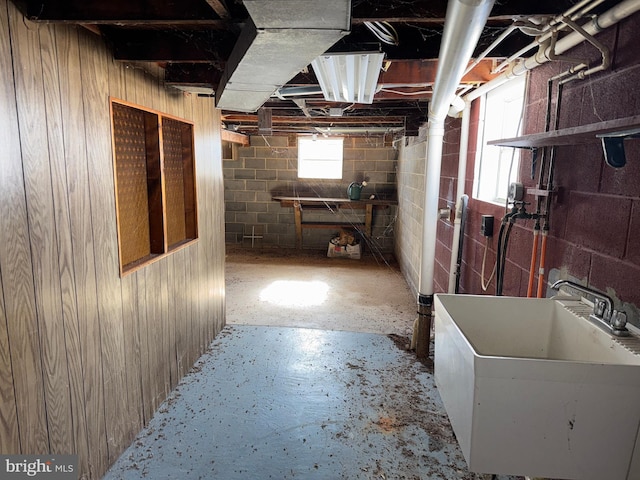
497, 221, 515, 296
495, 209, 517, 296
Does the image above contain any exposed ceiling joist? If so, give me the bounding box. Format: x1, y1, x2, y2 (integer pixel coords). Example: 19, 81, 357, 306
204, 0, 230, 19
23, 0, 599, 136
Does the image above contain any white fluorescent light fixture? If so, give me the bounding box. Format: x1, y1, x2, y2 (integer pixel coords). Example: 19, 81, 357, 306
311, 52, 385, 104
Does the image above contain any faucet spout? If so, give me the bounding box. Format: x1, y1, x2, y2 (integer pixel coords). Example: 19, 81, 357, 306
550, 280, 629, 337
551, 280, 613, 316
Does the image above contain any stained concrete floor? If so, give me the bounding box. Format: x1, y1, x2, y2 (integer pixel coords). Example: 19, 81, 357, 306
103, 247, 523, 479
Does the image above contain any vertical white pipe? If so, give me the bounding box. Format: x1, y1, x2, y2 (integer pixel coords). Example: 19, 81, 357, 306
418, 120, 445, 298
448, 100, 471, 293
418, 0, 495, 302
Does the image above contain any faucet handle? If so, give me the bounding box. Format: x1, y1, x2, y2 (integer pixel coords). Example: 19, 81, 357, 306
593, 299, 607, 318
611, 310, 628, 330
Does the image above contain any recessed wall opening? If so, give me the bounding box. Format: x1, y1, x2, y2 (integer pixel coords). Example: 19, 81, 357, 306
111, 99, 198, 274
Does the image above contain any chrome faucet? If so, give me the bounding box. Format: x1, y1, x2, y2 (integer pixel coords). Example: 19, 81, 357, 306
550, 280, 629, 337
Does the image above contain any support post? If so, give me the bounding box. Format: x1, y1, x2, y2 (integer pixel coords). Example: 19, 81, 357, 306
415, 295, 433, 358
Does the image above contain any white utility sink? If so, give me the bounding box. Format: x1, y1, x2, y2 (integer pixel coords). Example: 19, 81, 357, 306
434, 294, 640, 480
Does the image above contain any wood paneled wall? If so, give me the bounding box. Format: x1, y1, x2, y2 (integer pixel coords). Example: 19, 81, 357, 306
0, 1, 225, 478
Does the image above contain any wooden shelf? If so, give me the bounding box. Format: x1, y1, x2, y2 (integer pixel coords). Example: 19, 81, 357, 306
488, 115, 640, 148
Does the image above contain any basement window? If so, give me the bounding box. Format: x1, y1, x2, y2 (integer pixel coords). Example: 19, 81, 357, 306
298, 137, 344, 179
473, 75, 527, 205
111, 99, 198, 274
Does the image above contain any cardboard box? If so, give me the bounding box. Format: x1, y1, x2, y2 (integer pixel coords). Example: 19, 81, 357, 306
327, 242, 361, 259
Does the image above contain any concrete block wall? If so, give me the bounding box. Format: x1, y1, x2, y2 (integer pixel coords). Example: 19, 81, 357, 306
223, 135, 398, 252
395, 130, 427, 296
394, 12, 640, 327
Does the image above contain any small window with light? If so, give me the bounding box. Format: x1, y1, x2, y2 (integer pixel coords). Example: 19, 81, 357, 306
473, 75, 527, 205
298, 137, 344, 179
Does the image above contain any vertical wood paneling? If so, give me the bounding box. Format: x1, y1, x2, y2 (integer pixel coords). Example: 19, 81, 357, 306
179, 96, 199, 370
144, 263, 164, 412
194, 99, 209, 355
0, 4, 226, 476
135, 270, 153, 425
212, 108, 226, 335
0, 1, 20, 455
40, 21, 88, 457
108, 57, 144, 444
1, 1, 49, 454
166, 92, 185, 381
54, 23, 106, 476
0, 261, 19, 453
154, 80, 175, 394
78, 31, 128, 464
200, 99, 215, 344
135, 75, 171, 413
125, 68, 153, 427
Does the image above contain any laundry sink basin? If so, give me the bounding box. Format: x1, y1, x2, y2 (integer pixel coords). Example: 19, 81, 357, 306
434, 294, 640, 480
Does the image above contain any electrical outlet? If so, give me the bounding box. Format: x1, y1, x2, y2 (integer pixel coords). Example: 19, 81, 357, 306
481, 215, 494, 237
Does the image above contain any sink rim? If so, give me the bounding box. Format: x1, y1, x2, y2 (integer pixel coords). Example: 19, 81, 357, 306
434, 293, 640, 366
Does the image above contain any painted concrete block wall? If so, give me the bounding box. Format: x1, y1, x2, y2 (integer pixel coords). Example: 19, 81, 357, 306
395, 122, 465, 297
394, 12, 640, 327
223, 135, 398, 252
395, 13, 640, 328
395, 131, 427, 296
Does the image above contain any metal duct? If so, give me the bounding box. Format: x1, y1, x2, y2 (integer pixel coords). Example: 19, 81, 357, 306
216, 0, 351, 112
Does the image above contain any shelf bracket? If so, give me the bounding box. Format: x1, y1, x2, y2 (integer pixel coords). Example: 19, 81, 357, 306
597, 128, 640, 168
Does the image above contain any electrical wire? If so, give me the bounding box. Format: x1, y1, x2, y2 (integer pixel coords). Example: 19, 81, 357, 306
480, 236, 497, 291
379, 88, 432, 96
363, 21, 400, 46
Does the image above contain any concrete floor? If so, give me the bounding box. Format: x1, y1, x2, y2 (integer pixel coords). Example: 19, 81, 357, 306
225, 246, 417, 336
103, 247, 523, 479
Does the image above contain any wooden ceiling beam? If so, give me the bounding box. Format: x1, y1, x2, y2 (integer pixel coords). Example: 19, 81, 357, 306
204, 0, 230, 20
380, 59, 498, 84
221, 129, 249, 145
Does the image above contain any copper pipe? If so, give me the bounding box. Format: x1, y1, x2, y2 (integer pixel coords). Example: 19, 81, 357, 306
527, 229, 540, 297
536, 231, 549, 298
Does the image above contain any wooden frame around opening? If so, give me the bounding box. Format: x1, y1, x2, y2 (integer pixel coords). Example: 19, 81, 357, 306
110, 98, 198, 275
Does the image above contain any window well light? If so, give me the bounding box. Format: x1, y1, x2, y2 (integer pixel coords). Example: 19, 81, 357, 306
311, 52, 385, 104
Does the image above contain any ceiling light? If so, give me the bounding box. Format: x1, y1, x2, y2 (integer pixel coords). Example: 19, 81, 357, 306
311, 52, 385, 104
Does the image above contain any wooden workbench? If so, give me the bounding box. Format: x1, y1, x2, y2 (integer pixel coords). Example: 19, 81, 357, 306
272, 196, 396, 249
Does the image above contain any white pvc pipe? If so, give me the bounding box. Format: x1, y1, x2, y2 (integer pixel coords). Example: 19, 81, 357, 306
448, 100, 471, 293
418, 0, 495, 302
465, 0, 640, 103
492, 0, 607, 74
418, 120, 445, 298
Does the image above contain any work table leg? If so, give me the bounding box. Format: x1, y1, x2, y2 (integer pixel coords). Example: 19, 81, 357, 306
294, 202, 303, 249
365, 204, 373, 239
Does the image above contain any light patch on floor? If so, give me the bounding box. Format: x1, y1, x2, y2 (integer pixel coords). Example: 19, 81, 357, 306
259, 280, 329, 307
225, 248, 417, 336
103, 325, 519, 479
